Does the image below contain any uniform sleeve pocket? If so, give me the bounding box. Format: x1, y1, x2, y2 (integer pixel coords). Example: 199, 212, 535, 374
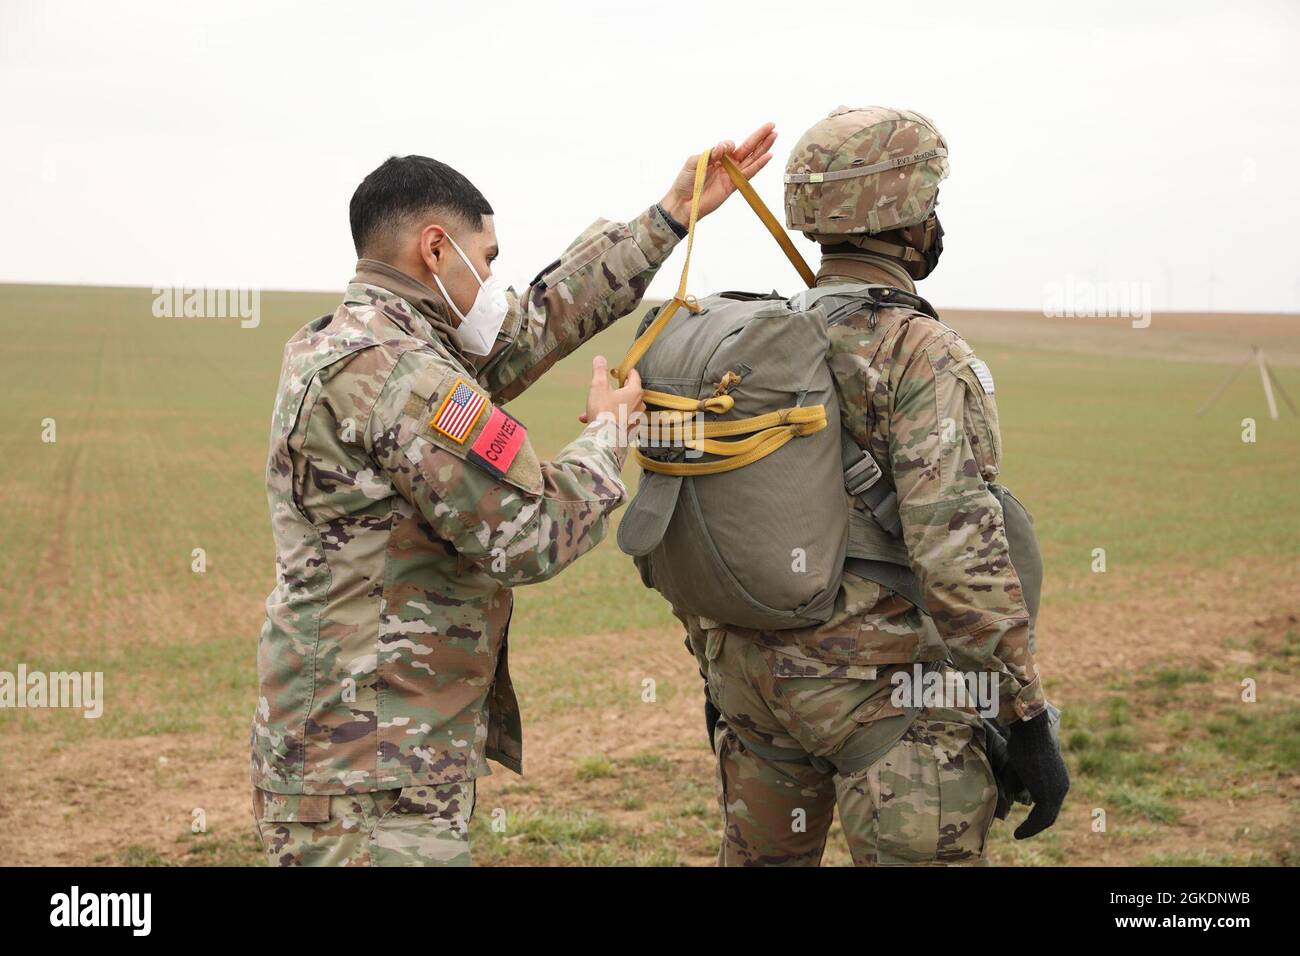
537, 225, 622, 288
952, 361, 1002, 479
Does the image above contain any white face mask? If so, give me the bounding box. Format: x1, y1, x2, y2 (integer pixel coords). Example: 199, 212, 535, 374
431, 234, 510, 356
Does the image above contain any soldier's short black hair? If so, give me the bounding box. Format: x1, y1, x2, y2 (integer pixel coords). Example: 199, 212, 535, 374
349, 155, 494, 257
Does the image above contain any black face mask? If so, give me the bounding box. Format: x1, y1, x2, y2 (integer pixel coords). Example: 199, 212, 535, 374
892, 213, 944, 280
817, 211, 944, 280
920, 214, 944, 277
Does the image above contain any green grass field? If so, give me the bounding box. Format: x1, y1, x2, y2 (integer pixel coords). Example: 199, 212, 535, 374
0, 282, 1296, 866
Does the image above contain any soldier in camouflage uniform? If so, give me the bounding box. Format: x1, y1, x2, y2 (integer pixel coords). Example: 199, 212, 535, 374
251, 129, 778, 866
683, 107, 1068, 866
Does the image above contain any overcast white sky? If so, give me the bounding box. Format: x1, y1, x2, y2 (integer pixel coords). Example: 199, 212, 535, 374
2, 0, 1298, 312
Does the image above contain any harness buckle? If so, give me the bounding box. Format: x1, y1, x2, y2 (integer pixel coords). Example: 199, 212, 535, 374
844, 452, 883, 496
640, 443, 689, 465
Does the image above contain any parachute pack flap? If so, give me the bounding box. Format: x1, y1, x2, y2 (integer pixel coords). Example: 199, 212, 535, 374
617, 472, 683, 557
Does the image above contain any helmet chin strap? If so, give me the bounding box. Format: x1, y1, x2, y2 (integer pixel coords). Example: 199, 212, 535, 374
810, 213, 943, 281
841, 234, 926, 263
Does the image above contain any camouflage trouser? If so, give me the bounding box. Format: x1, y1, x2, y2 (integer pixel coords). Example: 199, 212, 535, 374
251, 782, 475, 867
693, 625, 997, 866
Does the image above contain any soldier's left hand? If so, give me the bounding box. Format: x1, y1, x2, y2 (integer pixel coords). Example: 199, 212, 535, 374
660, 123, 777, 224
1006, 710, 1070, 839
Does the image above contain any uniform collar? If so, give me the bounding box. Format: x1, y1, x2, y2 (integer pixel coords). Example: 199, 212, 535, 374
345, 259, 469, 359
814, 253, 916, 293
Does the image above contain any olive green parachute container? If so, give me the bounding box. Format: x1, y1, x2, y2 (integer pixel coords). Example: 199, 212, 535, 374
618, 283, 1045, 644
613, 147, 1043, 643
617, 291, 849, 630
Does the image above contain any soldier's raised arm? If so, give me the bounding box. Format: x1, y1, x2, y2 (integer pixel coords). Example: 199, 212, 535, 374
886, 327, 1046, 726
475, 207, 683, 403
371, 352, 642, 585
478, 125, 778, 403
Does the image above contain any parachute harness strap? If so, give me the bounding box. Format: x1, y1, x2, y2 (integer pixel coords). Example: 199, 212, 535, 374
718, 154, 817, 288
616, 149, 825, 478
613, 151, 709, 390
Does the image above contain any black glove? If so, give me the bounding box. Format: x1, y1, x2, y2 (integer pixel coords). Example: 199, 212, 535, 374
1006, 710, 1070, 839
704, 697, 721, 753
981, 719, 1030, 819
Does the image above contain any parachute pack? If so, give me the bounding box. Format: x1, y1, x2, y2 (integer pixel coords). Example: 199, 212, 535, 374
613, 151, 1043, 637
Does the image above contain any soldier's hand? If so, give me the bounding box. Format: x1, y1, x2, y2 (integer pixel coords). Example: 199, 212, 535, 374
1007, 710, 1070, 839
582, 356, 643, 438
660, 122, 778, 224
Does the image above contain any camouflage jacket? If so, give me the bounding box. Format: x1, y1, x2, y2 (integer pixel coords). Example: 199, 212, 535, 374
252, 205, 681, 794
687, 257, 1044, 725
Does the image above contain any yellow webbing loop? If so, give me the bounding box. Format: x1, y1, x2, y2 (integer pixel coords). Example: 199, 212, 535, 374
636, 415, 827, 477
613, 149, 710, 386
718, 154, 816, 289
639, 404, 827, 476
613, 148, 824, 477
648, 404, 826, 441
641, 390, 735, 415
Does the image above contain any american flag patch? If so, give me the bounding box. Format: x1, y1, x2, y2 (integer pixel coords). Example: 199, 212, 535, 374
969, 358, 995, 395
430, 378, 488, 444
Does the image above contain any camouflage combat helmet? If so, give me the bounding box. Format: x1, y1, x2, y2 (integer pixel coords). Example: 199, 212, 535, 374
785, 106, 949, 237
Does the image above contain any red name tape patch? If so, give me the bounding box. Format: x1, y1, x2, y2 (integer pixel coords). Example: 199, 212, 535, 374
468, 406, 527, 480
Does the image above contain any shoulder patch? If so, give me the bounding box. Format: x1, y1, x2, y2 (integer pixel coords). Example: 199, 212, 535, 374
404, 372, 543, 494
468, 407, 528, 480
969, 357, 995, 394
429, 377, 488, 443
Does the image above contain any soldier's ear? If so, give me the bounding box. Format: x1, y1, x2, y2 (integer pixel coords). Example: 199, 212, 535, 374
419, 223, 449, 274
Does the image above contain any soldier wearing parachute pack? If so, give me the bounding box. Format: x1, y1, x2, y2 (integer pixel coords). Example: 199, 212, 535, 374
617, 106, 1069, 865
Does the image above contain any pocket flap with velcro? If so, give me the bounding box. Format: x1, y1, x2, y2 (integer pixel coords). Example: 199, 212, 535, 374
767, 648, 878, 680
257, 791, 331, 824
